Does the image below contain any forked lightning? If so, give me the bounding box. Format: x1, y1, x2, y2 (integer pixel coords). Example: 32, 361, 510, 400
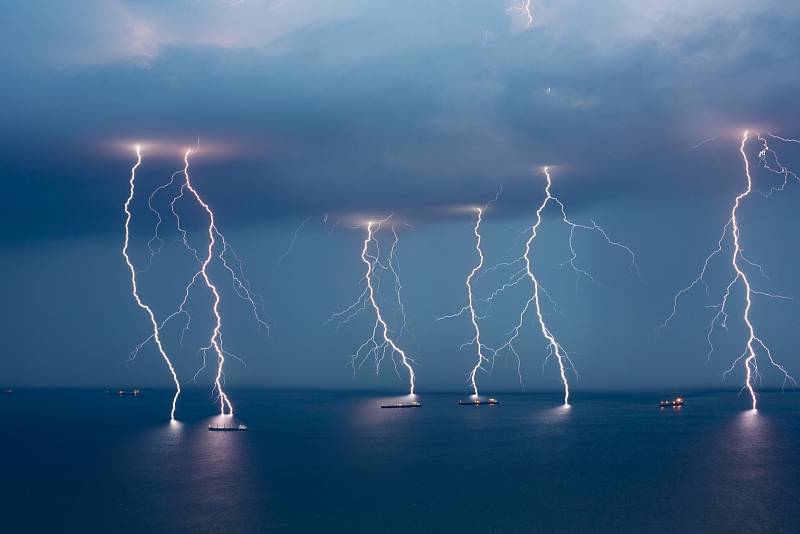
662, 131, 797, 409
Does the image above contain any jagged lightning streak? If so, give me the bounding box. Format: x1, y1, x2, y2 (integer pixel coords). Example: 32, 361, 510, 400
385, 225, 413, 338
690, 137, 716, 150
730, 133, 764, 408
274, 217, 310, 272
461, 207, 490, 396
661, 131, 796, 409
364, 221, 417, 393
141, 169, 184, 273
506, 0, 534, 30
489, 167, 640, 405
179, 149, 236, 415
129, 148, 269, 413
756, 133, 800, 197
328, 219, 416, 394
437, 197, 501, 397
122, 146, 181, 420
519, 167, 572, 404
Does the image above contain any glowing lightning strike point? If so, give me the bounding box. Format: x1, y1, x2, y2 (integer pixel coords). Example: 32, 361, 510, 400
122, 146, 181, 421
506, 0, 534, 30
662, 131, 796, 410
181, 149, 234, 416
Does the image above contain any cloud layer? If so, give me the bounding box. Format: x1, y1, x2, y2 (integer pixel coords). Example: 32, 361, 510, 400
2, 0, 800, 242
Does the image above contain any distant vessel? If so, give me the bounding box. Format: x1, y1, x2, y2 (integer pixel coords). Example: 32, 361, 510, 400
660, 396, 684, 408
105, 388, 141, 396
459, 397, 499, 406
209, 424, 248, 432
381, 401, 422, 409
1, 388, 12, 394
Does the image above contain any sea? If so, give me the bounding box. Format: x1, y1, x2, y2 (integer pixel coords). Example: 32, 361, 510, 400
1, 389, 799, 533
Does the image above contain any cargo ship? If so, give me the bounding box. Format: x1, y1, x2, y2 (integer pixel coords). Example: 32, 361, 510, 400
659, 396, 684, 408
105, 388, 141, 396
208, 424, 248, 432
380, 401, 422, 409
459, 397, 499, 406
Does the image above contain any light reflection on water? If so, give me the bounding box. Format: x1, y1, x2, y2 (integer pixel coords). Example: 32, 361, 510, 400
689, 408, 792, 533
540, 403, 572, 422
132, 414, 270, 531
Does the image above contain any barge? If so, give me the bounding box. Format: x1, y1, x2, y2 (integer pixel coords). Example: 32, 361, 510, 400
209, 424, 248, 432
459, 397, 499, 406
380, 401, 422, 409
105, 388, 141, 396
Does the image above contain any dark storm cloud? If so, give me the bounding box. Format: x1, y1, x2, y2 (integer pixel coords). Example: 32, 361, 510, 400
4, 1, 800, 392
2, 0, 800, 245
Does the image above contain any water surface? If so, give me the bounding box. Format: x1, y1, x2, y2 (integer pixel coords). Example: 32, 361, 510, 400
1, 389, 798, 533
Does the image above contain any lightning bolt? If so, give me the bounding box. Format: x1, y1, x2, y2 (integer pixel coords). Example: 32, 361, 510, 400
514, 167, 573, 404
661, 131, 796, 409
489, 167, 640, 405
756, 133, 800, 197
140, 169, 184, 273
122, 146, 181, 420
690, 137, 716, 150
437, 194, 503, 397
178, 149, 235, 415
459, 206, 491, 396
274, 217, 310, 272
506, 0, 534, 30
329, 218, 417, 394
128, 147, 269, 417
168, 145, 269, 344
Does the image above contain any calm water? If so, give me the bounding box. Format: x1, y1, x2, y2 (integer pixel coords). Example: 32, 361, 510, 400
1, 389, 799, 533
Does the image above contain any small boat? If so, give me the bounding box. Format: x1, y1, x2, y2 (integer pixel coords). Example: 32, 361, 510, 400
459, 397, 499, 406
660, 396, 685, 408
1, 388, 12, 394
380, 401, 422, 409
208, 424, 248, 432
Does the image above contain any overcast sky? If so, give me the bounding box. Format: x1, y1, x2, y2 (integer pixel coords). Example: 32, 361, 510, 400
2, 1, 800, 398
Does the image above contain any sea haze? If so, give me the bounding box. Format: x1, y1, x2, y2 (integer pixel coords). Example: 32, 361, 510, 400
1, 389, 799, 533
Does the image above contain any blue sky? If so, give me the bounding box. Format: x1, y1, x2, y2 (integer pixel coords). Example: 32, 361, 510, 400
2, 0, 800, 394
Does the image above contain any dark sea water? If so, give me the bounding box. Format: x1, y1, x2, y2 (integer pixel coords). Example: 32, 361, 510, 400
1, 389, 799, 533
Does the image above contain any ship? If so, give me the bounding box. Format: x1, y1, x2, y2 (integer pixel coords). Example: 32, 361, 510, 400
1, 388, 12, 394
208, 424, 248, 432
380, 401, 422, 409
105, 388, 141, 396
659, 396, 685, 408
459, 397, 499, 406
